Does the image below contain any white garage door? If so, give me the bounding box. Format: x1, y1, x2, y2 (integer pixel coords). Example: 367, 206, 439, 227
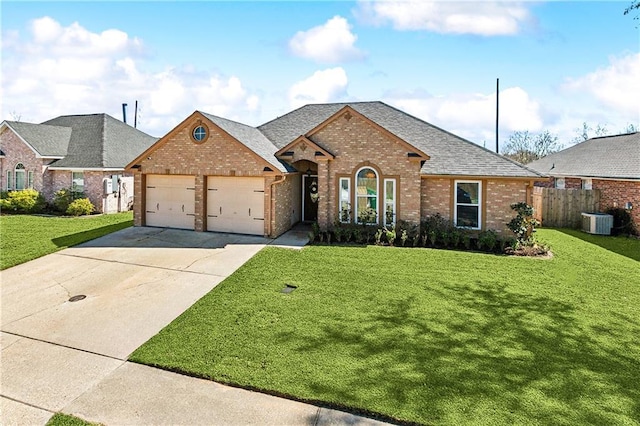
146, 175, 196, 230
207, 177, 265, 235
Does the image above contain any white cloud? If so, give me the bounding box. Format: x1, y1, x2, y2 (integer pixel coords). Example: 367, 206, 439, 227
563, 53, 640, 121
288, 67, 349, 108
357, 0, 533, 36
385, 86, 543, 143
289, 16, 364, 63
1, 17, 261, 136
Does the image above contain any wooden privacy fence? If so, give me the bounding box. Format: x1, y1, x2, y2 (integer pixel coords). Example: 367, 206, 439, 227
532, 187, 601, 228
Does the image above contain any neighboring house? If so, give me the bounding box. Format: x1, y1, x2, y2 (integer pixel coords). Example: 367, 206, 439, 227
0, 114, 157, 213
126, 101, 541, 237
528, 132, 640, 229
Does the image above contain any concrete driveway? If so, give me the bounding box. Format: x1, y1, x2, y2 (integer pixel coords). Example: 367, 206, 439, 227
1, 227, 269, 420
1, 226, 386, 426
1, 227, 269, 359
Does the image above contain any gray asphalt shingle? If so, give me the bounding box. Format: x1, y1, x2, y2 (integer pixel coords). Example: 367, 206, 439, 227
42, 114, 157, 169
4, 121, 71, 157
259, 101, 540, 178
200, 112, 293, 173
528, 132, 640, 180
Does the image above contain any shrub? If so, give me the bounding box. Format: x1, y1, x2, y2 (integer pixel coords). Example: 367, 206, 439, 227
66, 198, 94, 216
477, 230, 498, 252
53, 189, 85, 213
0, 189, 45, 213
507, 202, 539, 245
605, 207, 637, 236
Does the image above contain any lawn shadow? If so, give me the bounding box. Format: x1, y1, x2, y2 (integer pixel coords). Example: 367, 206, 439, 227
556, 228, 640, 262
51, 221, 133, 248
279, 281, 640, 424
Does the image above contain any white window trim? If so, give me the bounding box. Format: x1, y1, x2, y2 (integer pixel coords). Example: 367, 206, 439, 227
582, 178, 592, 190
383, 178, 396, 227
14, 163, 26, 191
454, 180, 482, 230
72, 171, 85, 193
555, 177, 565, 189
355, 167, 379, 224
28, 171, 34, 189
6, 170, 13, 191
339, 177, 351, 223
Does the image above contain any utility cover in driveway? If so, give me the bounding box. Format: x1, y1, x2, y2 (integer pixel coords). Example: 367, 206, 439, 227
207, 176, 265, 235
146, 175, 196, 230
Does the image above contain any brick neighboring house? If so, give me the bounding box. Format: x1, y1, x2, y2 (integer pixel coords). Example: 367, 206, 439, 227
528, 132, 640, 229
126, 101, 541, 237
0, 114, 157, 213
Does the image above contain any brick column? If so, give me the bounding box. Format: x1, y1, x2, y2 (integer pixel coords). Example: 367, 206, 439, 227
317, 160, 329, 229
194, 174, 205, 232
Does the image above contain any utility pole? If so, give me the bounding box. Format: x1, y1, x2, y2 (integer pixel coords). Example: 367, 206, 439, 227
496, 78, 499, 154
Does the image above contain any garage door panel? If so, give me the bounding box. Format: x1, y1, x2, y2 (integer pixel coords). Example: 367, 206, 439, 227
145, 175, 195, 230
207, 177, 264, 235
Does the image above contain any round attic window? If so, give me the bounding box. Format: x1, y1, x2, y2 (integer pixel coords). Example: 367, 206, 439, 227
192, 125, 209, 143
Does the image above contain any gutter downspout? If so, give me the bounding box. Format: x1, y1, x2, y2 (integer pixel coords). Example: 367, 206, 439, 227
268, 174, 287, 237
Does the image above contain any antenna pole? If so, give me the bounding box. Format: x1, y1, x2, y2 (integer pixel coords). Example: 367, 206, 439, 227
134, 101, 138, 128
496, 78, 499, 154
122, 103, 128, 124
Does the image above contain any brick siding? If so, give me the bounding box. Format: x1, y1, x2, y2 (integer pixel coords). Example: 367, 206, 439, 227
594, 179, 640, 230
0, 128, 48, 193
308, 112, 423, 228
133, 116, 275, 235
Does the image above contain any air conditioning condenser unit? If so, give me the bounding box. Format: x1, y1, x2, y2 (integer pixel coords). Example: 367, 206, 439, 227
581, 212, 613, 235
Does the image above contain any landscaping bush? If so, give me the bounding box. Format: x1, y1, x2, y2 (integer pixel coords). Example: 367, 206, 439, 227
605, 207, 637, 236
507, 202, 540, 245
53, 189, 85, 213
66, 198, 94, 216
310, 212, 542, 256
0, 189, 45, 213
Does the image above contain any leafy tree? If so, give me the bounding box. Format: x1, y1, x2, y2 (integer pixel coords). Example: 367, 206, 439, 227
502, 130, 560, 164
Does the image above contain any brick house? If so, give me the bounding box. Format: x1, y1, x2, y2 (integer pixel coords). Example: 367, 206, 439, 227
0, 114, 157, 213
126, 102, 541, 237
528, 132, 640, 230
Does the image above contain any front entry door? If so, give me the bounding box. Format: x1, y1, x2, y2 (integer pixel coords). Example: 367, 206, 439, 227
302, 175, 318, 222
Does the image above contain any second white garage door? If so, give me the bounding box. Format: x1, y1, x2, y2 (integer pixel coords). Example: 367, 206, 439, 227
207, 177, 265, 235
146, 175, 196, 230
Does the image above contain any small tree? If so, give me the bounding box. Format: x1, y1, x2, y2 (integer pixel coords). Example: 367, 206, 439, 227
507, 202, 540, 245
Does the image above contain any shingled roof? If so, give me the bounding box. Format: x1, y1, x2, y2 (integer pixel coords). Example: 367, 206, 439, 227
200, 112, 293, 173
528, 132, 640, 180
259, 101, 540, 178
42, 114, 157, 169
2, 121, 71, 157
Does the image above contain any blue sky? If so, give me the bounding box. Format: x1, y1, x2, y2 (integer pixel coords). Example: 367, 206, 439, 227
2, 1, 638, 148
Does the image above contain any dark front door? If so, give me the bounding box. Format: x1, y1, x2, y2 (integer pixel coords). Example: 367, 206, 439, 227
303, 175, 318, 222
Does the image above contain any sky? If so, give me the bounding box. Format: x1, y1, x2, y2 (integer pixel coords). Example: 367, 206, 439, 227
1, 1, 639, 150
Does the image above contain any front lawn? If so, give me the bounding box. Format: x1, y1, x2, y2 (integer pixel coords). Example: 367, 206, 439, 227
0, 212, 133, 270
130, 229, 640, 425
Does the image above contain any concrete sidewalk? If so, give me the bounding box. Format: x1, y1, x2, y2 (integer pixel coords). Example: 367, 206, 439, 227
1, 227, 390, 425
2, 334, 388, 425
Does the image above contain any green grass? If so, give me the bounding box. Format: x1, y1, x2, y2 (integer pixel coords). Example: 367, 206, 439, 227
0, 212, 133, 270
130, 229, 640, 425
46, 413, 99, 426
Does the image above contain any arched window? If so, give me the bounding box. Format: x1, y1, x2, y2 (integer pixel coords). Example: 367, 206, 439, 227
14, 163, 26, 190
356, 167, 378, 224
